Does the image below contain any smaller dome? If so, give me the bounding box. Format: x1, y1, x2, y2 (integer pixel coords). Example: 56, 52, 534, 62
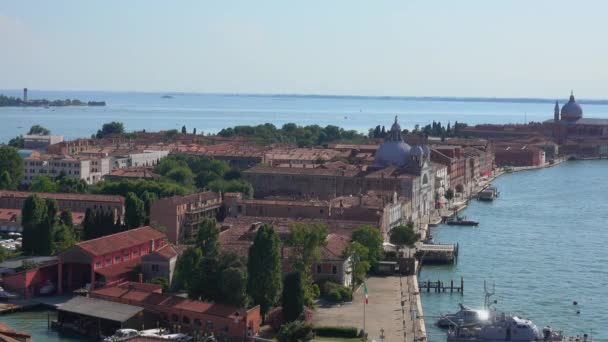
561, 92, 583, 120
391, 117, 401, 132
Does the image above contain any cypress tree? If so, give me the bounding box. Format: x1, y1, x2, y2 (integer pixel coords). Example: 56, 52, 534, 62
124, 192, 145, 229
59, 209, 73, 228
21, 195, 48, 255
282, 272, 304, 323
247, 224, 282, 317
82, 208, 96, 240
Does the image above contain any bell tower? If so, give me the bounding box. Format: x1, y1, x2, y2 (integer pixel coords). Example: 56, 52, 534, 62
554, 100, 560, 122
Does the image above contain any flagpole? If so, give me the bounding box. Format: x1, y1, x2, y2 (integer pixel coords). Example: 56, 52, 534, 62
363, 281, 367, 339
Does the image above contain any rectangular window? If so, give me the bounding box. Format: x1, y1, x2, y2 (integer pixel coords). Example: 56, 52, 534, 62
115, 256, 121, 263
332, 265, 338, 274
124, 254, 130, 261
105, 258, 112, 265
316, 265, 322, 274
95, 262, 102, 269
151, 264, 159, 272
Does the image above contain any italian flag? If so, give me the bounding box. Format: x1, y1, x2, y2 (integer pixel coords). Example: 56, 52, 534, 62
364, 283, 369, 304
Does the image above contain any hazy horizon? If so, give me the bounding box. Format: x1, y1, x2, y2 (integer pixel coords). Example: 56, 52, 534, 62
2, 1, 608, 98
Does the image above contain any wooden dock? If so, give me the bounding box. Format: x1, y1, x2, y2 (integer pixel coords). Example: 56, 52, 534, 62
416, 243, 459, 264
419, 277, 464, 294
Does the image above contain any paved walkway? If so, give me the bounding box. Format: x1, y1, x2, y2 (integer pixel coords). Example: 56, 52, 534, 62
314, 276, 425, 342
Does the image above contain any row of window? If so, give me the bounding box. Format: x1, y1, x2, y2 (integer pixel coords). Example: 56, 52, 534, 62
94, 248, 148, 269
25, 168, 80, 175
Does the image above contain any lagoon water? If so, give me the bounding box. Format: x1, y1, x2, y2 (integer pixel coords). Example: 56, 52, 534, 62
3, 90, 608, 143
420, 160, 608, 341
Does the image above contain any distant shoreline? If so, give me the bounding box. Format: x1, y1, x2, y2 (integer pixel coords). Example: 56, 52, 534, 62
1, 89, 607, 106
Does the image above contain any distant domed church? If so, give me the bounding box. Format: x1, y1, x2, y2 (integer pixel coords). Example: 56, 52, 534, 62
373, 116, 431, 169
549, 91, 608, 139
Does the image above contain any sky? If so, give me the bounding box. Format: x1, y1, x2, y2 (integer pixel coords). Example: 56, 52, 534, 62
1, 0, 607, 98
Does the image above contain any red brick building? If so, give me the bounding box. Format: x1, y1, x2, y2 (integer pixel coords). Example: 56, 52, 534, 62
91, 282, 261, 340
431, 146, 466, 192
0, 190, 124, 220
58, 227, 167, 293
494, 144, 546, 167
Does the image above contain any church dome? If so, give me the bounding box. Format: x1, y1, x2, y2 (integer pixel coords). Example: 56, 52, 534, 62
561, 92, 583, 121
373, 116, 411, 167
374, 140, 412, 167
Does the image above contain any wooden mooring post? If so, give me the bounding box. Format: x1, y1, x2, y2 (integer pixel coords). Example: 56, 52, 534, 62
419, 277, 464, 294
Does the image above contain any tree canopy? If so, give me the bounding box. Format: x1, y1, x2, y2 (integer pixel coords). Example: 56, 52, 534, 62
218, 123, 368, 147
351, 225, 384, 268
0, 146, 24, 189
287, 222, 327, 305
96, 121, 125, 138
28, 125, 50, 135
389, 223, 420, 248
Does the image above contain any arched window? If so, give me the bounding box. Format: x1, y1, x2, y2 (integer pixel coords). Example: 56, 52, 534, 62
422, 174, 428, 185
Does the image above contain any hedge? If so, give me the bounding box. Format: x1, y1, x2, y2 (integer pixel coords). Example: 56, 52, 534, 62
314, 326, 360, 338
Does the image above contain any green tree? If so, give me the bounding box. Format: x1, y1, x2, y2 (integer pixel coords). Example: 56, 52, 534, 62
277, 321, 314, 342
82, 208, 97, 240
59, 209, 73, 228
219, 266, 248, 307
141, 191, 158, 225
445, 188, 455, 208
191, 256, 219, 300
28, 125, 50, 135
52, 224, 77, 254
0, 171, 12, 190
195, 218, 219, 257
30, 175, 58, 192
389, 223, 420, 249
0, 146, 24, 189
151, 276, 170, 292
21, 195, 48, 254
96, 121, 125, 138
351, 225, 384, 268
7, 135, 24, 148
165, 167, 195, 187
0, 246, 7, 263
287, 222, 327, 305
247, 225, 283, 317
124, 192, 145, 229
45, 198, 59, 227
344, 241, 371, 289
175, 247, 203, 291
282, 272, 305, 323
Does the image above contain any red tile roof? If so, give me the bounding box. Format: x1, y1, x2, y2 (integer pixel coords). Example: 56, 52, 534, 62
75, 226, 166, 257
151, 245, 178, 260
321, 234, 350, 260
95, 258, 139, 279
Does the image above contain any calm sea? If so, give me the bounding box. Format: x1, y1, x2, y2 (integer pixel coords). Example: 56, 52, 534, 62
2, 90, 608, 143
420, 160, 608, 341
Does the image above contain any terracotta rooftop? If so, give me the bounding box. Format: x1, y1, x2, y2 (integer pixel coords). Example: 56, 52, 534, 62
95, 258, 140, 278
91, 283, 245, 319
320, 233, 351, 260
148, 244, 178, 260
107, 167, 160, 180
0, 190, 124, 203
244, 165, 361, 177
72, 226, 166, 257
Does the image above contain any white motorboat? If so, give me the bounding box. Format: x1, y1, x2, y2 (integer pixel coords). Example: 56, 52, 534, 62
103, 328, 139, 341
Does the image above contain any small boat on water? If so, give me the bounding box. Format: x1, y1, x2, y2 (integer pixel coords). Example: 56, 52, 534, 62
478, 187, 499, 201
446, 216, 479, 226
103, 329, 139, 341
437, 304, 492, 328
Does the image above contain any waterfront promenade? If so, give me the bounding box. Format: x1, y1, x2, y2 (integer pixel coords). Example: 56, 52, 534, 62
314, 276, 425, 342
